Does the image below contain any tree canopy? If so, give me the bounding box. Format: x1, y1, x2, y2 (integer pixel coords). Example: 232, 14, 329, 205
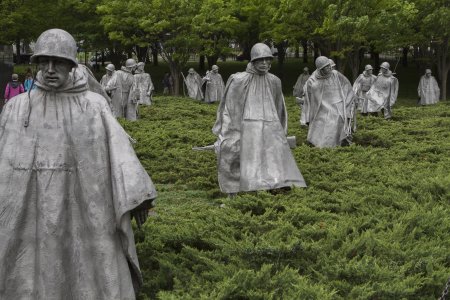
0, 0, 448, 98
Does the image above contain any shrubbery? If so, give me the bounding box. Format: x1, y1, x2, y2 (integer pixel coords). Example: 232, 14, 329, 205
120, 96, 450, 299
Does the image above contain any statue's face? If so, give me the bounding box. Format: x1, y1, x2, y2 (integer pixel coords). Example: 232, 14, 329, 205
426, 72, 431, 77
366, 69, 373, 75
106, 69, 113, 76
380, 67, 389, 74
253, 57, 272, 73
138, 65, 145, 72
38, 56, 73, 88
212, 68, 218, 74
320, 65, 332, 76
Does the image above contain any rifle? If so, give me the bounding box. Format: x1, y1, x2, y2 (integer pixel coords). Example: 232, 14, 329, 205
192, 136, 297, 152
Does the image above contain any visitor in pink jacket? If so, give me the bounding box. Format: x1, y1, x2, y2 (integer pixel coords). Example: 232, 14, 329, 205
4, 74, 25, 103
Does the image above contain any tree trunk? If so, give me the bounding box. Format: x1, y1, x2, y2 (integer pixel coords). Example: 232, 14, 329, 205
295, 44, 299, 59
301, 40, 308, 63
275, 41, 287, 79
15, 39, 21, 64
199, 55, 205, 71
207, 55, 218, 69
402, 47, 408, 67
168, 61, 182, 96
151, 46, 158, 67
372, 51, 380, 71
435, 36, 449, 100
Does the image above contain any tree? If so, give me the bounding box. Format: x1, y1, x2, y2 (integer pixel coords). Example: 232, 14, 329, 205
416, 0, 450, 100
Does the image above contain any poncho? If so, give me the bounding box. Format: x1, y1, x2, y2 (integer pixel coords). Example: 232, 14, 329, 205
185, 73, 203, 100
107, 67, 134, 118
132, 70, 154, 106
301, 70, 355, 148
0, 69, 156, 300
212, 63, 306, 193
203, 72, 225, 103
353, 71, 377, 113
366, 71, 398, 112
293, 73, 310, 98
418, 75, 440, 105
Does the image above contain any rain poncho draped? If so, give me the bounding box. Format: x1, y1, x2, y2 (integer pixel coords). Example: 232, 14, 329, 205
185, 72, 203, 100
0, 68, 156, 300
131, 70, 154, 106
418, 75, 440, 105
293, 73, 310, 98
212, 63, 306, 193
353, 71, 376, 113
301, 70, 355, 148
203, 72, 224, 103
106, 67, 135, 118
366, 71, 398, 113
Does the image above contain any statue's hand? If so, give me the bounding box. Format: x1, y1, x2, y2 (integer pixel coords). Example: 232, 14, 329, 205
131, 199, 155, 229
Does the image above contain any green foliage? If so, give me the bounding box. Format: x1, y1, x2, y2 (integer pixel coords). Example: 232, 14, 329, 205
121, 94, 450, 299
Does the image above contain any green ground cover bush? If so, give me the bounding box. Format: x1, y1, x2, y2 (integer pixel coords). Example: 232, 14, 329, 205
120, 95, 450, 299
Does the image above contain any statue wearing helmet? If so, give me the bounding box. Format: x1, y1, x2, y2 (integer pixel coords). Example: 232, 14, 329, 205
202, 64, 224, 103
0, 29, 156, 300
293, 66, 310, 100
130, 62, 155, 106
212, 43, 307, 194
418, 68, 440, 105
106, 58, 137, 119
365, 61, 399, 119
184, 68, 203, 100
100, 63, 116, 90
300, 56, 357, 148
353, 64, 377, 114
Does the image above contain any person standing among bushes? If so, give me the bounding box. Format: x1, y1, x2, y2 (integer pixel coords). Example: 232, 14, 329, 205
301, 56, 356, 148
418, 69, 440, 105
0, 28, 156, 300
213, 43, 307, 194
4, 73, 24, 102
353, 65, 377, 115
366, 62, 399, 119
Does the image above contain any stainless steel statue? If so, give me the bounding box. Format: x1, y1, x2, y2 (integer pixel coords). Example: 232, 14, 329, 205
132, 62, 154, 106
203, 65, 224, 103
301, 56, 356, 148
353, 65, 377, 115
106, 58, 137, 118
293, 67, 310, 107
366, 62, 399, 119
212, 43, 307, 194
293, 67, 310, 99
418, 69, 440, 105
185, 68, 203, 100
0, 29, 157, 300
100, 63, 115, 90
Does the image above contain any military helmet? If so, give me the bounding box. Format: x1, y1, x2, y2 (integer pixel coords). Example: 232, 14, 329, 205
365, 64, 373, 71
105, 64, 115, 72
212, 65, 219, 70
137, 62, 145, 67
329, 59, 336, 67
380, 62, 390, 70
303, 67, 309, 71
188, 68, 195, 73
125, 58, 137, 68
31, 29, 78, 67
425, 69, 432, 74
315, 56, 330, 70
250, 43, 273, 62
